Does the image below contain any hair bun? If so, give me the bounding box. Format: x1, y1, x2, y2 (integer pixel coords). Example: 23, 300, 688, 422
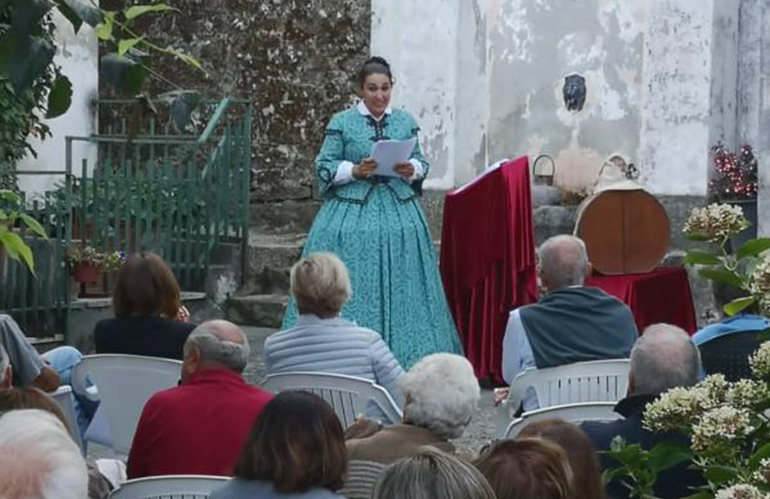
366, 56, 390, 69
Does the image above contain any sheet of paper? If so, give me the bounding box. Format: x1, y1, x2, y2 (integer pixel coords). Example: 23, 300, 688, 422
370, 138, 417, 177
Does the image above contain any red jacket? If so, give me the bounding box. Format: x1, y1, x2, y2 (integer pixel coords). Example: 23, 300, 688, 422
127, 368, 272, 478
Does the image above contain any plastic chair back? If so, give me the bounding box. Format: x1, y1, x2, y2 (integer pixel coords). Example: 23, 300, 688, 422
262, 372, 403, 427
72, 354, 182, 456
503, 401, 620, 439
700, 331, 761, 382
108, 475, 228, 499
51, 385, 85, 454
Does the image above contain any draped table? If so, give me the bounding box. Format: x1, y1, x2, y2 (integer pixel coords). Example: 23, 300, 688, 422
440, 157, 538, 382
586, 267, 698, 335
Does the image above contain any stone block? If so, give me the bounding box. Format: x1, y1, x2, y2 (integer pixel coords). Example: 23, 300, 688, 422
226, 294, 288, 328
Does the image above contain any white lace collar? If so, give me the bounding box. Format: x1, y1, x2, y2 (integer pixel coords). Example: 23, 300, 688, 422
357, 101, 392, 122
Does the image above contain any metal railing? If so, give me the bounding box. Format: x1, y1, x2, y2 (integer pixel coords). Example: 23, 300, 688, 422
3, 98, 252, 340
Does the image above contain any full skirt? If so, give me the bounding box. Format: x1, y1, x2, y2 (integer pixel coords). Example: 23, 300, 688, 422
281, 184, 462, 369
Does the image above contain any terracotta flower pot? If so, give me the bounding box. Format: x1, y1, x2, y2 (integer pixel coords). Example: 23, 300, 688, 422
72, 262, 102, 284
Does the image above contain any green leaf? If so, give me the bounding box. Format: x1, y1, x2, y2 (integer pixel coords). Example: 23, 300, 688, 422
699, 267, 745, 289
95, 12, 114, 41
0, 230, 35, 274
45, 74, 73, 118
737, 238, 770, 261
118, 36, 144, 57
54, 0, 103, 31
100, 53, 147, 96
749, 442, 770, 468
723, 296, 758, 316
648, 443, 692, 473
162, 90, 201, 131
684, 250, 722, 266
0, 190, 21, 204
18, 213, 47, 239
175, 52, 203, 72
685, 233, 713, 242
124, 3, 175, 20
0, 29, 56, 92
10, 0, 52, 37
702, 465, 738, 486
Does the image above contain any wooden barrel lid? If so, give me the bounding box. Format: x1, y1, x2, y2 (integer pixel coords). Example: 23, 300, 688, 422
575, 190, 669, 275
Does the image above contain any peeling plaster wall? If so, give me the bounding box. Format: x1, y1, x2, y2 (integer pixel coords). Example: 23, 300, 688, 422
371, 1, 460, 189
373, 0, 740, 198
18, 11, 98, 196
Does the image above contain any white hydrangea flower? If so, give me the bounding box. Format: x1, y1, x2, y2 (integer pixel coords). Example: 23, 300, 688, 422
714, 484, 768, 499
750, 342, 770, 380
752, 256, 770, 295
752, 458, 770, 485
643, 386, 709, 432
691, 406, 753, 454
726, 379, 770, 409
701, 374, 730, 404
684, 203, 748, 241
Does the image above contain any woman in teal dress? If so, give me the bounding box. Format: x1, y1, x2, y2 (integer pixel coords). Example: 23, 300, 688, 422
281, 56, 461, 368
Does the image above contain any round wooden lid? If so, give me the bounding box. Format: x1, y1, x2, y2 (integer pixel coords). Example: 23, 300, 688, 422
575, 190, 669, 275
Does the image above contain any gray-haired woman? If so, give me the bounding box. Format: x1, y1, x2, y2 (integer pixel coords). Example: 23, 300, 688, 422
340, 353, 481, 499
264, 252, 404, 411
372, 448, 495, 499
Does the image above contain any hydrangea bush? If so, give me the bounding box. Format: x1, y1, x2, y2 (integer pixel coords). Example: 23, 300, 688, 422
607, 204, 770, 499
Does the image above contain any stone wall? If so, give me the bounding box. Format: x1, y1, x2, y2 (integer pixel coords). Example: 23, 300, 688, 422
101, 0, 371, 202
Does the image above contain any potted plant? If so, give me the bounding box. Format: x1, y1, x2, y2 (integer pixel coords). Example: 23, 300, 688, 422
605, 203, 770, 499
65, 244, 125, 297
710, 143, 759, 253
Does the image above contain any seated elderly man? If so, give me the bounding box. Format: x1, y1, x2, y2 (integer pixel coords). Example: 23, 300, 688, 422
264, 252, 404, 413
582, 323, 703, 499
339, 353, 480, 499
502, 235, 638, 411
127, 320, 272, 478
0, 409, 89, 499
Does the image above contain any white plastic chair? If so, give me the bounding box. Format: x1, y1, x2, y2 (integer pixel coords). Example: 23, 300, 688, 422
503, 401, 620, 439
261, 372, 403, 427
497, 359, 630, 436
71, 354, 182, 456
51, 385, 85, 454
108, 475, 228, 499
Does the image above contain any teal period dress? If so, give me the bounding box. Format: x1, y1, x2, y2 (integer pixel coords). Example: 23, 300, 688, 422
281, 103, 462, 368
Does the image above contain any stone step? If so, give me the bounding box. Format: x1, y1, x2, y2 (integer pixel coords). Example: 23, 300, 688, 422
242, 232, 306, 295
226, 294, 288, 328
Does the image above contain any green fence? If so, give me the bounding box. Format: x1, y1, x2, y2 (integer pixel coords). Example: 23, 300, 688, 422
3, 98, 251, 340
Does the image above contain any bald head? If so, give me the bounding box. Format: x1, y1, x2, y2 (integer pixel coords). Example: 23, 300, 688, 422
630, 323, 700, 396
183, 320, 250, 374
538, 235, 591, 292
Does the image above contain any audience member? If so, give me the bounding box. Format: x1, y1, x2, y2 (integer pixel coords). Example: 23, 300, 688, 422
582, 323, 703, 499
518, 419, 604, 499
94, 252, 195, 360
264, 252, 404, 411
0, 387, 114, 498
502, 235, 637, 410
340, 353, 480, 499
0, 313, 83, 392
372, 448, 496, 499
0, 409, 88, 499
127, 320, 272, 478
693, 282, 770, 348
211, 392, 347, 499
474, 438, 573, 499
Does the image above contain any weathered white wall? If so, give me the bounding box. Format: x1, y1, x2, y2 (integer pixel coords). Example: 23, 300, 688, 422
372, 0, 744, 198
371, 1, 460, 189
17, 11, 98, 197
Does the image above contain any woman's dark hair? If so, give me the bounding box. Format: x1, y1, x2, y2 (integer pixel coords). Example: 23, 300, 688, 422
112, 252, 181, 319
356, 56, 393, 87
233, 392, 347, 493
518, 419, 604, 499
473, 438, 574, 499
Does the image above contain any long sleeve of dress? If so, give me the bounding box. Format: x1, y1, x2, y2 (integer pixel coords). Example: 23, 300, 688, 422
407, 116, 429, 180
315, 114, 346, 196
